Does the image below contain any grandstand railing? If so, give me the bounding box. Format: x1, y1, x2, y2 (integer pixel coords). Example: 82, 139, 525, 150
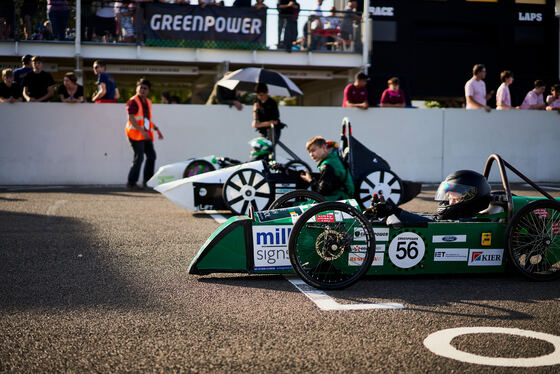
0, 1, 364, 54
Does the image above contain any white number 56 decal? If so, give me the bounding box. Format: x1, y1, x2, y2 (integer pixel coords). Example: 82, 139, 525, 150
388, 232, 425, 268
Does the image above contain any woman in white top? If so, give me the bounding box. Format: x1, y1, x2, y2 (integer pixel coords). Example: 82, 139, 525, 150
496, 70, 517, 110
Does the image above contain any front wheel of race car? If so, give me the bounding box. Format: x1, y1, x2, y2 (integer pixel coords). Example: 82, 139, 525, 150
223, 168, 273, 215
183, 160, 215, 178
357, 170, 403, 209
505, 199, 560, 281
288, 201, 376, 290
268, 189, 326, 210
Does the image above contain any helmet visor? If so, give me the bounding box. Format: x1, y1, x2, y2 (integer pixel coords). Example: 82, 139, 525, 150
434, 182, 477, 205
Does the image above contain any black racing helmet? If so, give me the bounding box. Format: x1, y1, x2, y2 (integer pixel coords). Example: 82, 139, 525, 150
435, 170, 491, 220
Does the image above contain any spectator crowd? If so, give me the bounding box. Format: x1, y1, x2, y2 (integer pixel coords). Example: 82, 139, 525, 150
0, 1, 362, 53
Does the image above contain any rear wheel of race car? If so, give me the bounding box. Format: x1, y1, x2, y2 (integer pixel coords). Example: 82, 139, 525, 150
288, 201, 376, 290
183, 160, 215, 178
268, 189, 326, 210
505, 199, 560, 281
223, 169, 273, 215
357, 170, 403, 209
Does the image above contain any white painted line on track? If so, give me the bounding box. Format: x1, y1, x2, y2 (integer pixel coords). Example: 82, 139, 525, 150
424, 327, 560, 367
209, 213, 228, 224
286, 276, 405, 311
6, 186, 67, 191
208, 215, 405, 311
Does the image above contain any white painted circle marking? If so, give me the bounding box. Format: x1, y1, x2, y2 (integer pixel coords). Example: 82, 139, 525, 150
424, 327, 560, 367
388, 232, 425, 268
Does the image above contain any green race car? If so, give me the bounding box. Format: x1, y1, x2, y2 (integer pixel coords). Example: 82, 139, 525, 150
189, 154, 560, 289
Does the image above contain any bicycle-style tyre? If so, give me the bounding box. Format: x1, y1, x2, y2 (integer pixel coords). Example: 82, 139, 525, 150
505, 199, 560, 281
288, 201, 376, 290
183, 160, 215, 178
268, 189, 326, 210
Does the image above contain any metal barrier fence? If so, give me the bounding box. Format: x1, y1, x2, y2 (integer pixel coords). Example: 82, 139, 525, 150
0, 1, 363, 53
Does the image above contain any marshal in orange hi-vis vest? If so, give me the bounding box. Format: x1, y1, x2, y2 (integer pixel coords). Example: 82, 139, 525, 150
125, 95, 154, 141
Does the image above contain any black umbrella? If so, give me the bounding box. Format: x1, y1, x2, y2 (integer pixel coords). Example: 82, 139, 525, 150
217, 68, 303, 97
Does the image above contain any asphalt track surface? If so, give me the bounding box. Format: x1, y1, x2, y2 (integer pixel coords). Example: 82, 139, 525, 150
2, 184, 560, 373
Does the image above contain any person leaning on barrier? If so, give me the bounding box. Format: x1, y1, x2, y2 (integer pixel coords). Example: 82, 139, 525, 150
125, 78, 164, 190
520, 80, 546, 110
379, 77, 406, 108
22, 56, 55, 102
92, 59, 120, 103
546, 83, 560, 113
58, 72, 84, 103
300, 136, 354, 201
0, 69, 23, 103
465, 64, 493, 112
342, 72, 368, 109
496, 70, 518, 110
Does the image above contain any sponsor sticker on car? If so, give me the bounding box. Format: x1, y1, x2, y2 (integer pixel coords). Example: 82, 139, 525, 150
316, 214, 335, 223
353, 227, 389, 242
533, 208, 550, 218
552, 222, 560, 235
348, 245, 385, 267
252, 226, 292, 269
467, 248, 503, 266
434, 248, 468, 262
432, 235, 467, 243
388, 232, 425, 269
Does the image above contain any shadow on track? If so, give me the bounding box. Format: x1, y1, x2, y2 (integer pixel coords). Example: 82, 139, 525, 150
0, 210, 155, 310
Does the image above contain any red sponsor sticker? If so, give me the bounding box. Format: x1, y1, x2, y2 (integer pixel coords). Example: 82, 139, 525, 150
552, 222, 560, 235
533, 208, 550, 218
316, 214, 335, 223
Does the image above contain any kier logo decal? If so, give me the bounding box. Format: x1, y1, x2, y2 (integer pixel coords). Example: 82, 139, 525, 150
468, 249, 503, 266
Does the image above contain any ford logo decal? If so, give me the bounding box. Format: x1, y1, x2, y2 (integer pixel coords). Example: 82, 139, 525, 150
442, 236, 457, 242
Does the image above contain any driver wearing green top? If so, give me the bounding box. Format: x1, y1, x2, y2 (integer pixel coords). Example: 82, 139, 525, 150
300, 136, 355, 201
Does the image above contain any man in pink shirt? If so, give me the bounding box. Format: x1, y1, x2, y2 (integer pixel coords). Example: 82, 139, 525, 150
496, 70, 518, 110
520, 80, 546, 110
342, 72, 368, 109
465, 64, 492, 112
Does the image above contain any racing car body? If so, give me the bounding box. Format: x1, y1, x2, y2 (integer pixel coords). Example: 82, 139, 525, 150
146, 155, 240, 188
189, 154, 560, 289
153, 118, 422, 215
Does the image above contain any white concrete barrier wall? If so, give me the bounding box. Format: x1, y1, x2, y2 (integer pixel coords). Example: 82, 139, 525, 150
1, 103, 559, 184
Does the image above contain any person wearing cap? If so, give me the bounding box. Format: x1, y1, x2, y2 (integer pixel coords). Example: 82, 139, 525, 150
342, 71, 369, 109
13, 55, 33, 87
22, 56, 55, 102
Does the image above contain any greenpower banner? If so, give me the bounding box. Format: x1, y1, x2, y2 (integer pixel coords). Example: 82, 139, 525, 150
144, 3, 267, 50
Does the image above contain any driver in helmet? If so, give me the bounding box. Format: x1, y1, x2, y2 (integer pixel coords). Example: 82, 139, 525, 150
249, 137, 273, 161
373, 170, 491, 222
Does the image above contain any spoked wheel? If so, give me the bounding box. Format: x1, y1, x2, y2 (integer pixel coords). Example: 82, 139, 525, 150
268, 189, 326, 210
183, 160, 215, 178
357, 170, 403, 208
288, 201, 376, 290
223, 169, 273, 215
506, 200, 560, 281
284, 160, 312, 174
